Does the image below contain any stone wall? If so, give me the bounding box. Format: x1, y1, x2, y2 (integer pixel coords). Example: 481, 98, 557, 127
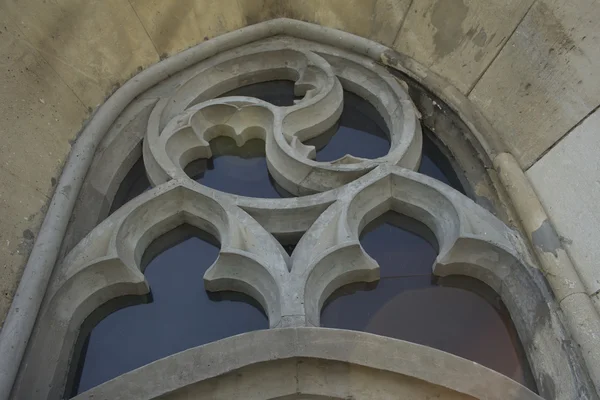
0, 0, 598, 326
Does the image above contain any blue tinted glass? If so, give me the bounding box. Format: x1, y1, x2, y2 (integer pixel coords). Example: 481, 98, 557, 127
188, 82, 394, 197
220, 80, 297, 107
184, 138, 292, 198
321, 212, 536, 391
419, 131, 466, 194
70, 227, 268, 395
309, 91, 390, 162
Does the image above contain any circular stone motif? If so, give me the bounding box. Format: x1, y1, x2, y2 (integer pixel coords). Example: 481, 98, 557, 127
144, 40, 421, 198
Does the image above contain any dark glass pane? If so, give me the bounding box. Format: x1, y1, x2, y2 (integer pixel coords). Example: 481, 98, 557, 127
308, 91, 390, 162
108, 157, 151, 215
219, 80, 297, 107
70, 226, 268, 396
419, 131, 466, 194
321, 212, 536, 391
185, 137, 293, 198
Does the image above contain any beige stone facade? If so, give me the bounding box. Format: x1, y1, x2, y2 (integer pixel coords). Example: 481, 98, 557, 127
0, 2, 598, 399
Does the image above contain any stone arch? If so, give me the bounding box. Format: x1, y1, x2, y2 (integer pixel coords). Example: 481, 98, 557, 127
3, 19, 596, 400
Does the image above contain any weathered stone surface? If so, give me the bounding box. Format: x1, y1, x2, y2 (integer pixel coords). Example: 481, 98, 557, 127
527, 108, 600, 302
2, 0, 159, 108
277, 0, 411, 47
469, 0, 600, 168
0, 16, 87, 191
394, 0, 534, 94
129, 0, 274, 57
71, 328, 541, 400
0, 170, 48, 330
1, 14, 598, 400
0, 13, 86, 326
130, 0, 411, 56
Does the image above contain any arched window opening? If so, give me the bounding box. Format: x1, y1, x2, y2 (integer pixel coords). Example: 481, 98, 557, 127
219, 79, 298, 107
184, 137, 293, 198
419, 129, 466, 195
184, 81, 398, 197
67, 225, 268, 397
108, 157, 151, 215
305, 91, 390, 162
320, 212, 536, 391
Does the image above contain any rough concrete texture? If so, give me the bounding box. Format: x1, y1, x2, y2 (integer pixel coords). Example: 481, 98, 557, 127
527, 108, 600, 309
469, 0, 600, 168
73, 328, 540, 400
393, 0, 534, 93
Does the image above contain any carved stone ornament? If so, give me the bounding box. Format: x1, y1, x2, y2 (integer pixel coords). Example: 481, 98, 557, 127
12, 33, 596, 400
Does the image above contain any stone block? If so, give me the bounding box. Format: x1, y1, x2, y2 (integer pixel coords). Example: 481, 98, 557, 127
527, 108, 600, 299
469, 0, 600, 168
129, 0, 275, 57
2, 0, 159, 108
130, 0, 412, 57
279, 0, 411, 47
394, 0, 534, 94
0, 15, 87, 192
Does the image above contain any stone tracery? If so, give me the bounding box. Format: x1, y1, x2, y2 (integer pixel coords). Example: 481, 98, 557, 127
11, 34, 592, 400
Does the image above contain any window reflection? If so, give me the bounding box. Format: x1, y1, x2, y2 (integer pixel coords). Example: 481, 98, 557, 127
306, 91, 390, 162
321, 212, 536, 391
69, 225, 268, 396
184, 137, 293, 198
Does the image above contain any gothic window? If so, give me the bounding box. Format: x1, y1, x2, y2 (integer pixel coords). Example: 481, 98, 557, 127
11, 26, 591, 400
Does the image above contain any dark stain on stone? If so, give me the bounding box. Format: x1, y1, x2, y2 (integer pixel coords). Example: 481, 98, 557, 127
23, 229, 34, 241
538, 372, 556, 400
61, 184, 72, 198
524, 82, 532, 90
474, 49, 484, 62
472, 29, 487, 47
535, 2, 580, 56
17, 229, 35, 255
465, 27, 477, 38
533, 299, 551, 328
474, 194, 496, 216
431, 0, 469, 59
559, 235, 573, 246
531, 219, 562, 257
51, 177, 57, 186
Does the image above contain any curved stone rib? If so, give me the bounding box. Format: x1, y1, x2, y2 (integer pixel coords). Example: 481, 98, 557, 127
71, 328, 542, 400
13, 257, 148, 400
290, 166, 587, 399
292, 165, 530, 326
15, 180, 290, 400
146, 98, 274, 185
144, 40, 421, 195
204, 250, 282, 325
